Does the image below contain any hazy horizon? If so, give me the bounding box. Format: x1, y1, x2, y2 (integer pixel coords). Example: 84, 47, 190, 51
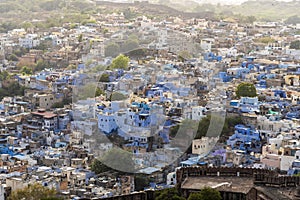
104, 0, 297, 5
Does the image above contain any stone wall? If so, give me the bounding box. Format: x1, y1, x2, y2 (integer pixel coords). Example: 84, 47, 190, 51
176, 166, 300, 189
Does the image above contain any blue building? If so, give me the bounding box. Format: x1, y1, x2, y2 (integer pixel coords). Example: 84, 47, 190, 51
227, 125, 261, 153
204, 52, 222, 62
97, 110, 118, 134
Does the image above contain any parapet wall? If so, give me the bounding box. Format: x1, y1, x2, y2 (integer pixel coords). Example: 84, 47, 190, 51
176, 166, 300, 187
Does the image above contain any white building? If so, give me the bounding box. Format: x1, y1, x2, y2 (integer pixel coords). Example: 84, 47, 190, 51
19, 34, 40, 48
166, 172, 176, 185
192, 137, 219, 156
191, 106, 206, 121
200, 38, 214, 52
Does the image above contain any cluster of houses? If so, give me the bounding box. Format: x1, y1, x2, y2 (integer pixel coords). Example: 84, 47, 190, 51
0, 4, 300, 199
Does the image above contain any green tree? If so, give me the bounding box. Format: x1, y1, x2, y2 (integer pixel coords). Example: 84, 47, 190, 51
95, 87, 105, 97
111, 54, 130, 70
76, 83, 98, 100
103, 28, 109, 34
8, 54, 18, 61
195, 115, 242, 139
41, 198, 63, 200
134, 174, 150, 191
188, 187, 222, 200
290, 40, 300, 49
188, 192, 202, 200
105, 42, 120, 57
20, 66, 33, 75
99, 73, 110, 82
236, 82, 257, 98
13, 47, 29, 57
123, 8, 137, 20
285, 15, 300, 25
21, 22, 34, 30
78, 34, 83, 42
8, 183, 57, 200
110, 92, 127, 101
155, 188, 185, 200
34, 59, 51, 72
121, 39, 139, 53
90, 159, 111, 174
51, 102, 64, 108
66, 64, 77, 70
35, 39, 52, 51
0, 71, 10, 81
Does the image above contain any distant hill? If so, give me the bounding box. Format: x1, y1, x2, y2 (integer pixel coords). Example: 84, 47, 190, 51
0, 0, 298, 32
149, 0, 300, 21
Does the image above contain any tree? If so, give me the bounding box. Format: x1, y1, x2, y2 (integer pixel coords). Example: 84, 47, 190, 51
8, 54, 18, 61
178, 51, 192, 61
66, 64, 77, 70
155, 188, 185, 200
188, 192, 202, 200
41, 198, 63, 200
21, 22, 34, 30
236, 82, 257, 98
195, 115, 242, 139
188, 187, 222, 200
290, 40, 300, 49
121, 39, 139, 53
51, 102, 64, 108
90, 159, 111, 174
99, 73, 110, 82
95, 87, 105, 97
35, 39, 52, 51
20, 66, 33, 75
0, 71, 10, 81
8, 183, 57, 200
134, 174, 150, 191
72, 82, 95, 101
110, 92, 127, 101
78, 34, 83, 42
34, 59, 51, 72
285, 15, 300, 25
111, 54, 130, 70
105, 42, 120, 57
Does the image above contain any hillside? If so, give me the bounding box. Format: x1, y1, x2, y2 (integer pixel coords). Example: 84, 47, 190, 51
152, 0, 300, 21
0, 0, 299, 33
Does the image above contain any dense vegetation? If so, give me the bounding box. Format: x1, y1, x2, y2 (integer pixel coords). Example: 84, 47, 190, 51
155, 0, 300, 21
8, 183, 62, 200
0, 71, 25, 101
170, 115, 243, 140
187, 187, 222, 200
236, 82, 257, 98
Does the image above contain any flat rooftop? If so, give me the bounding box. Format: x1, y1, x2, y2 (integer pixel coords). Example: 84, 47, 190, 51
181, 176, 254, 194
